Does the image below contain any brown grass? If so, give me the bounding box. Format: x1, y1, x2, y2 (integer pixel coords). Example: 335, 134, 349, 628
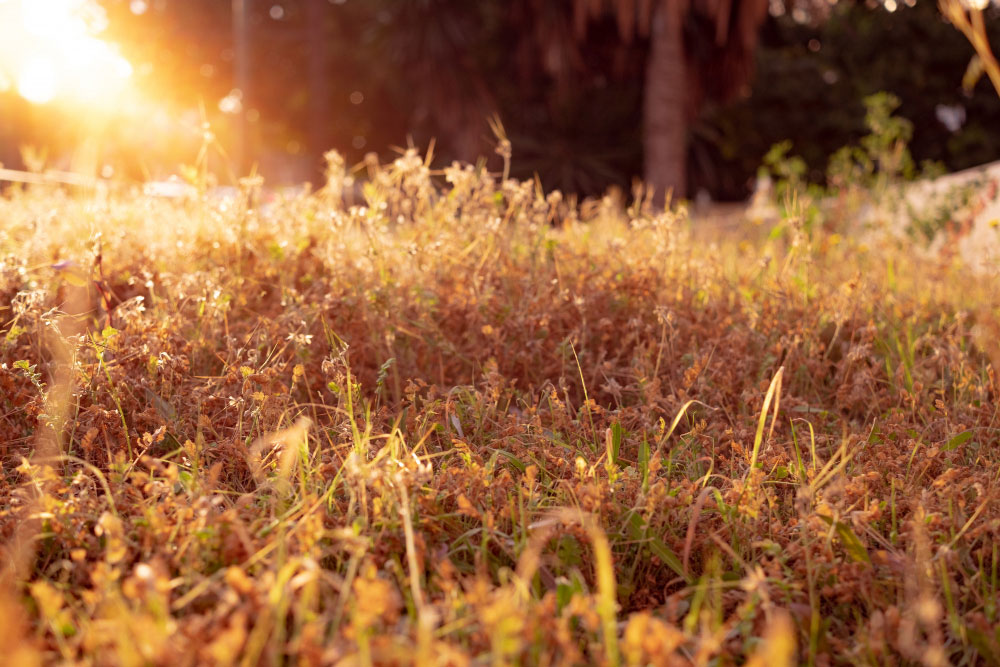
1, 152, 999, 665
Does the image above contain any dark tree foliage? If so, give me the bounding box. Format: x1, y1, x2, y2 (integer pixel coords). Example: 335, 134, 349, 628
1, 0, 997, 197
693, 0, 1000, 198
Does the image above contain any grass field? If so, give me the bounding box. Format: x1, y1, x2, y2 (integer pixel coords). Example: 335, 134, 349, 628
1, 153, 999, 666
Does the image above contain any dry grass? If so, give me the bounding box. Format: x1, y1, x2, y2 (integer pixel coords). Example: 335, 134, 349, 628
1, 152, 999, 665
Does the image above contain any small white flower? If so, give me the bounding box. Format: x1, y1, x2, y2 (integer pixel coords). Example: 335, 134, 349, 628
286, 332, 314, 346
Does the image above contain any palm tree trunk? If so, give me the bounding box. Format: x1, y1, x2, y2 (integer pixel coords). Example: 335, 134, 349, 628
643, 1, 688, 201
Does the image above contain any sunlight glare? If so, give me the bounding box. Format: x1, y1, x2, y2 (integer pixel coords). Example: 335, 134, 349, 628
0, 0, 134, 108
17, 58, 58, 103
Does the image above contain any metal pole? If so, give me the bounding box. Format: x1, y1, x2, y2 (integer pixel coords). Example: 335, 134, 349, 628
233, 0, 249, 176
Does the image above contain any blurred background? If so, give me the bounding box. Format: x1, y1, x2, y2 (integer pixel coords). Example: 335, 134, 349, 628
0, 0, 998, 200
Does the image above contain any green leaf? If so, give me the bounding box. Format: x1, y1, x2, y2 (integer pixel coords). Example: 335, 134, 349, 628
4, 325, 26, 343
943, 430, 973, 452
820, 516, 871, 564
556, 575, 585, 612
376, 357, 395, 391
626, 512, 689, 582
638, 434, 650, 490
490, 448, 526, 473
555, 534, 583, 567
965, 625, 1000, 665
610, 422, 624, 466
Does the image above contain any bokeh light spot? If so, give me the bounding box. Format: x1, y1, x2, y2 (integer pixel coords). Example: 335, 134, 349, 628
219, 89, 243, 114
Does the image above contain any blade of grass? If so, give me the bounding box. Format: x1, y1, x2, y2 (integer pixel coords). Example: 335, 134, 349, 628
748, 366, 784, 472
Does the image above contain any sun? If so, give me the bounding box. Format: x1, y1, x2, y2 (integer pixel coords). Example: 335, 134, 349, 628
0, 0, 134, 108
17, 58, 58, 104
